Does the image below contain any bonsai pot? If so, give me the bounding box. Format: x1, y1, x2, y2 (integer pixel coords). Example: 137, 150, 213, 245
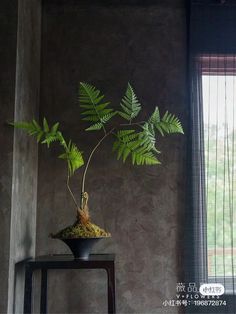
61, 237, 103, 259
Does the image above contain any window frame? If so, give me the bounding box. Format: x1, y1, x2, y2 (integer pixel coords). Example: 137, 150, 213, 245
198, 54, 236, 295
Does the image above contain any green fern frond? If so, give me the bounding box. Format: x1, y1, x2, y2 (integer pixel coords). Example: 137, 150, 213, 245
11, 118, 84, 176
116, 129, 139, 143
139, 122, 160, 153
85, 112, 117, 131
160, 111, 184, 134
57, 131, 67, 149
86, 122, 103, 131
59, 141, 84, 176
100, 112, 117, 123
132, 150, 160, 166
117, 129, 136, 137
157, 111, 184, 135
113, 129, 160, 165
82, 115, 101, 122
43, 117, 49, 132
41, 133, 61, 147
112, 129, 137, 161
148, 107, 160, 125
11, 120, 42, 139
148, 107, 184, 136
40, 119, 62, 148
11, 118, 63, 147
81, 108, 113, 117
51, 122, 59, 133
118, 83, 141, 122
79, 82, 116, 131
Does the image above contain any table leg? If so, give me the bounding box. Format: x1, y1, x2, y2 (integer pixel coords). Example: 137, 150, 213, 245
40, 269, 48, 314
106, 264, 116, 314
24, 265, 33, 314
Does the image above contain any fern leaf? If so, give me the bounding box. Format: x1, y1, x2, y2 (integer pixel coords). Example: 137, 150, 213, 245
113, 129, 160, 165
112, 129, 137, 161
32, 119, 41, 131
148, 107, 184, 136
79, 82, 116, 131
11, 121, 42, 139
86, 122, 103, 131
161, 111, 184, 133
81, 108, 113, 116
36, 131, 44, 143
43, 117, 49, 132
149, 107, 160, 125
132, 150, 160, 166
95, 103, 111, 111
118, 83, 141, 122
11, 119, 84, 176
117, 129, 136, 136
51, 122, 59, 133
12, 118, 61, 148
59, 142, 84, 176
41, 133, 60, 148
118, 111, 130, 120
116, 129, 138, 143
82, 115, 101, 122
85, 112, 117, 131
139, 122, 160, 153
57, 131, 67, 149
100, 112, 117, 123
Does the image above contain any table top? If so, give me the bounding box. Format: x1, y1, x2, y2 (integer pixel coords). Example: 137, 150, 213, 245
19, 254, 115, 269
27, 254, 115, 262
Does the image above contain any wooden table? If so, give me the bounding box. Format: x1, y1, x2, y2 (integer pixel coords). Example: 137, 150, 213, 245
23, 254, 116, 314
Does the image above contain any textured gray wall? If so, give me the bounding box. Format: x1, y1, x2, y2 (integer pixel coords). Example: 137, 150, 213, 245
0, 1, 18, 312
0, 0, 41, 313
37, 1, 187, 313
7, 1, 41, 313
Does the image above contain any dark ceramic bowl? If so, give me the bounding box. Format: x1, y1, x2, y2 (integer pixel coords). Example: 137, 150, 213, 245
61, 237, 103, 259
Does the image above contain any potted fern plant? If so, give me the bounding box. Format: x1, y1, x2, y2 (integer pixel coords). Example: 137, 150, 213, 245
12, 82, 183, 259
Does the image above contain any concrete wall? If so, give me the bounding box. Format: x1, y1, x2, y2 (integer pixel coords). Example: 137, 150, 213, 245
8, 1, 41, 312
0, 1, 18, 312
0, 0, 41, 313
37, 1, 187, 313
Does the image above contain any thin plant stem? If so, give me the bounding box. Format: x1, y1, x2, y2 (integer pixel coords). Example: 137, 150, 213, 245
80, 128, 115, 207
67, 172, 79, 210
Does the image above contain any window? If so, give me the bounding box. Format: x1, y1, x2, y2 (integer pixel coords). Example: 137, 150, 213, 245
201, 55, 236, 293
